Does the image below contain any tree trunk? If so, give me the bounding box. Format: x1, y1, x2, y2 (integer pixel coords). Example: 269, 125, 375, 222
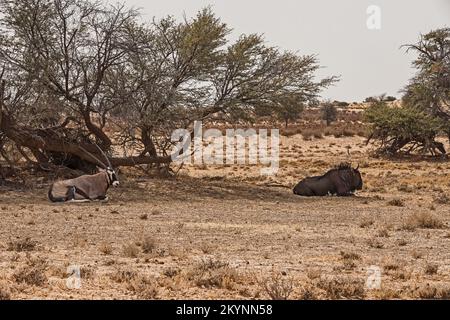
0, 111, 172, 168
82, 110, 112, 149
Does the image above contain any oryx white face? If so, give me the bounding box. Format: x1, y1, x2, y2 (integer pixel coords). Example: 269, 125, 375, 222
106, 168, 120, 187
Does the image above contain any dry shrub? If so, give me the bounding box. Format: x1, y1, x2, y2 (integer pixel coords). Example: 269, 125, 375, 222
412, 250, 423, 259
339, 252, 360, 270
433, 193, 449, 205
281, 127, 302, 137
163, 267, 180, 278
98, 242, 113, 255
387, 199, 404, 207
340, 251, 361, 260
382, 261, 411, 281
383, 262, 399, 271
373, 288, 400, 299
122, 243, 140, 258
80, 266, 96, 280
356, 128, 369, 138
0, 286, 11, 300
414, 284, 450, 299
424, 263, 438, 275
110, 268, 158, 299
13, 256, 48, 286
7, 238, 37, 252
402, 212, 445, 230
127, 275, 159, 300
186, 258, 241, 290
151, 209, 162, 216
341, 128, 356, 137
377, 228, 390, 238
298, 283, 319, 300
397, 184, 414, 193
139, 214, 148, 220
301, 129, 323, 140
367, 238, 384, 249
199, 243, 214, 254
306, 269, 322, 281
142, 236, 157, 254
110, 268, 138, 283
316, 276, 365, 299
390, 269, 412, 281
359, 218, 374, 228
342, 260, 357, 270
258, 271, 293, 300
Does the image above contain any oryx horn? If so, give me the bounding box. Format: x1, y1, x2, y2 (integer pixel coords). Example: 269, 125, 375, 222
78, 145, 107, 169
93, 143, 113, 168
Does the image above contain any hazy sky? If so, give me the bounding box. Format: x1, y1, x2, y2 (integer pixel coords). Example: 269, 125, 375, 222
117, 0, 449, 101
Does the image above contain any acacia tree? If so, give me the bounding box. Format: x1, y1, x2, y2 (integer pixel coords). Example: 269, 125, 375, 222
0, 0, 337, 172
321, 101, 337, 126
365, 100, 445, 156
402, 28, 450, 140
364, 29, 449, 157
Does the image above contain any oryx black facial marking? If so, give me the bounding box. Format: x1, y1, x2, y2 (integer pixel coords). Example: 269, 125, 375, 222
106, 167, 120, 187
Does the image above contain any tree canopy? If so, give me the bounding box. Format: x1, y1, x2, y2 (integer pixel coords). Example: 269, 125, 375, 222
0, 0, 337, 173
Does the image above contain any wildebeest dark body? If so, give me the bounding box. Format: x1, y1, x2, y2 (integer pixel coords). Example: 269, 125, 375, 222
293, 163, 363, 197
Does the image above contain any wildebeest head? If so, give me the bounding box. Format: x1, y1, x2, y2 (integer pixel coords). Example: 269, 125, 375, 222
337, 163, 363, 192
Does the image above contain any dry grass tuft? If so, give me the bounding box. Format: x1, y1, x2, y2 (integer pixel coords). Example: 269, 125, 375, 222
185, 258, 241, 290
199, 243, 214, 254
367, 238, 384, 249
359, 218, 374, 228
163, 267, 180, 278
98, 242, 113, 255
110, 268, 158, 299
412, 250, 423, 259
306, 269, 322, 281
316, 276, 365, 299
298, 283, 319, 300
387, 199, 404, 207
414, 284, 450, 299
301, 129, 323, 140
122, 243, 140, 258
377, 228, 390, 238
402, 212, 445, 230
258, 271, 293, 300
339, 251, 360, 270
126, 275, 159, 300
433, 193, 449, 205
424, 263, 438, 275
340, 251, 361, 260
139, 214, 148, 220
110, 268, 139, 284
13, 256, 48, 286
7, 238, 37, 252
0, 286, 11, 300
142, 236, 157, 254
151, 209, 162, 216
80, 266, 96, 280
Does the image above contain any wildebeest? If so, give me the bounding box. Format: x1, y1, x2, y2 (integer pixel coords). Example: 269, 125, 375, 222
293, 163, 362, 197
48, 145, 119, 203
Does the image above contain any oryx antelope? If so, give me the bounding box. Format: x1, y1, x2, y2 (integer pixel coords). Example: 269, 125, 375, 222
48, 145, 119, 203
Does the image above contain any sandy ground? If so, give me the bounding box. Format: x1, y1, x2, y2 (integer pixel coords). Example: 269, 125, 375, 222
0, 135, 449, 300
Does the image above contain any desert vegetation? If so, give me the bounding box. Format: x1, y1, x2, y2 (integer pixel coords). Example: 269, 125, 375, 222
0, 0, 449, 301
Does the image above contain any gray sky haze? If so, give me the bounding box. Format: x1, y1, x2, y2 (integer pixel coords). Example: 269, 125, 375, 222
118, 0, 450, 101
